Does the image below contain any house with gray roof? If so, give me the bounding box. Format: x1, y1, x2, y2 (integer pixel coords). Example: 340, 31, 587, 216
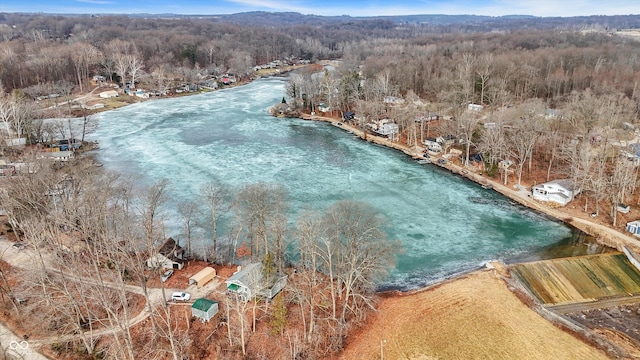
531, 179, 581, 206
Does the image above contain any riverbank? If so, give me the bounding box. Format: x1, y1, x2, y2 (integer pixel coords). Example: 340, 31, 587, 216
298, 112, 640, 255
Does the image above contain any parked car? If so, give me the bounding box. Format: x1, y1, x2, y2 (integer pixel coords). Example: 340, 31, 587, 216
12, 242, 26, 250
171, 292, 191, 302
161, 269, 174, 283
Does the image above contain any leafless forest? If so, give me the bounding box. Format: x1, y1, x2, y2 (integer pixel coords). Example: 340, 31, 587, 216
0, 11, 640, 359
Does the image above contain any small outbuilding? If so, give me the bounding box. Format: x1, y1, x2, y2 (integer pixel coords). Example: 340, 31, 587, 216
626, 221, 640, 237
189, 267, 217, 288
191, 298, 218, 322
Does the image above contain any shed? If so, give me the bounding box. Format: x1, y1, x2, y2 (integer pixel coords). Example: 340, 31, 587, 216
191, 298, 218, 322
189, 267, 217, 288
627, 221, 640, 236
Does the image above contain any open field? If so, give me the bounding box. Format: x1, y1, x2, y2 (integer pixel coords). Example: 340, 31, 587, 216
340, 269, 609, 360
511, 253, 640, 305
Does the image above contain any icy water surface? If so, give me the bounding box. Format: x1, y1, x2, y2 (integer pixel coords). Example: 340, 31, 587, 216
90, 78, 574, 290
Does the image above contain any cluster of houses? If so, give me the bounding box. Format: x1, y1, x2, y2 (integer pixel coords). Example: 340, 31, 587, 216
146, 238, 288, 323
253, 58, 311, 72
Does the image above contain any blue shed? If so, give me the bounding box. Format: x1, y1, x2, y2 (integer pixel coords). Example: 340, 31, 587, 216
626, 220, 640, 236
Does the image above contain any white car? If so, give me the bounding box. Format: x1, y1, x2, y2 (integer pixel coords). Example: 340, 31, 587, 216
171, 292, 191, 302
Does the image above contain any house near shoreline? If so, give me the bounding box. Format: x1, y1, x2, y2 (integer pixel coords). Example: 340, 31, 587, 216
424, 137, 443, 153
38, 151, 74, 162
225, 262, 288, 302
99, 90, 119, 98
146, 238, 185, 270
531, 179, 581, 206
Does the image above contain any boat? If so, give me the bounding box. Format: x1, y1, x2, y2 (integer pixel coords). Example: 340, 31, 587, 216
482, 184, 493, 190
418, 159, 431, 164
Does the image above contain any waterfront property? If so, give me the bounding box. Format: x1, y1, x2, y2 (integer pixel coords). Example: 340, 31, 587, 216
531, 179, 580, 206
146, 238, 185, 270
225, 262, 288, 301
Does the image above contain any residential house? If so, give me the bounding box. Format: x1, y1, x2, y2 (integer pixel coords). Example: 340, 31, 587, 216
626, 221, 640, 236
39, 151, 74, 162
376, 123, 399, 139
146, 238, 185, 270
383, 96, 405, 105
225, 262, 288, 302
498, 159, 514, 169
134, 89, 149, 98
191, 298, 218, 322
531, 179, 581, 206
424, 137, 442, 153
317, 103, 330, 113
467, 103, 483, 111
99, 90, 119, 99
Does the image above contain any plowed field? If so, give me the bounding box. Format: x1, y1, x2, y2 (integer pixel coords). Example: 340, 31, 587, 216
511, 253, 640, 305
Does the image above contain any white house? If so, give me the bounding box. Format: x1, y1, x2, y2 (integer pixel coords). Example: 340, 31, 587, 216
225, 263, 287, 302
317, 103, 330, 112
99, 90, 119, 98
467, 103, 483, 111
531, 179, 581, 206
375, 123, 399, 139
39, 151, 74, 162
626, 221, 640, 237
424, 138, 442, 153
383, 96, 405, 105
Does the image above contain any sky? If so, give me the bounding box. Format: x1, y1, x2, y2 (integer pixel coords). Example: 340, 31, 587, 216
1, 0, 638, 17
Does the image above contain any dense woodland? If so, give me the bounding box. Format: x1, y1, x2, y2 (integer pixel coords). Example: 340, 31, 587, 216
0, 11, 640, 359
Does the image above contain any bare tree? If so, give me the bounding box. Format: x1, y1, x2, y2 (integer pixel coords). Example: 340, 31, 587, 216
234, 183, 288, 269
177, 200, 200, 258
323, 200, 399, 325
201, 181, 230, 263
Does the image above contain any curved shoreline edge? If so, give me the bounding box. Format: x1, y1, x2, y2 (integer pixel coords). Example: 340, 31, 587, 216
296, 113, 640, 259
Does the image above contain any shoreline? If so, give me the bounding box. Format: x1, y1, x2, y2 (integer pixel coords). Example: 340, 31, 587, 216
297, 112, 640, 256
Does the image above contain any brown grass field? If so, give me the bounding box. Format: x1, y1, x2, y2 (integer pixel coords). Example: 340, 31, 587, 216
511, 253, 640, 305
340, 269, 610, 360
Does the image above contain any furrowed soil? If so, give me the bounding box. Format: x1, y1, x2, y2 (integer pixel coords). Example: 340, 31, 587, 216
340, 269, 610, 360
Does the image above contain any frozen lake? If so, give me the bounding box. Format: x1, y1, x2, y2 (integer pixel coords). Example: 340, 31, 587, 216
89, 77, 573, 290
